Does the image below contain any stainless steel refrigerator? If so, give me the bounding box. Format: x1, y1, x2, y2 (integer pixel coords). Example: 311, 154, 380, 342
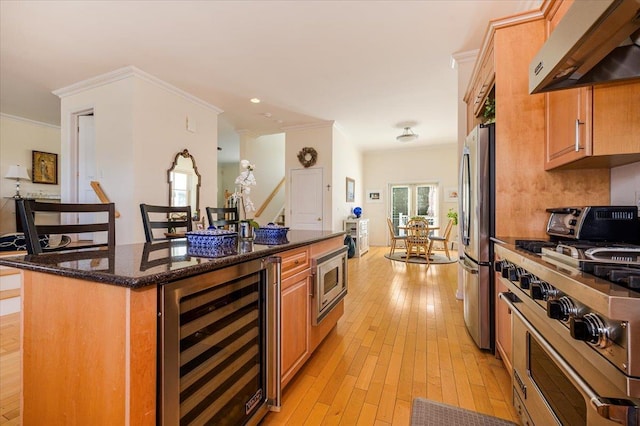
459, 123, 494, 351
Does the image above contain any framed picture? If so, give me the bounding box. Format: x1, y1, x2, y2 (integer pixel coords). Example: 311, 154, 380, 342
32, 150, 58, 184
445, 187, 459, 202
366, 189, 382, 203
346, 177, 355, 202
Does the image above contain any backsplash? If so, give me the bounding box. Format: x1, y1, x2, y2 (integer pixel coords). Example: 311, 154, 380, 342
611, 161, 640, 211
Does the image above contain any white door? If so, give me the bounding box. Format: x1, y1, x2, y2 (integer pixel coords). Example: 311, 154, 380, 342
290, 168, 323, 230
77, 115, 99, 242
78, 115, 97, 204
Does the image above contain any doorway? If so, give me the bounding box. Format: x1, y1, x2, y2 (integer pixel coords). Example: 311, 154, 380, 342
68, 111, 99, 241
389, 183, 439, 235
290, 168, 323, 230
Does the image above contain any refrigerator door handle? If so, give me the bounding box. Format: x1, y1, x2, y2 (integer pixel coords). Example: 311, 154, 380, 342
459, 146, 471, 246
459, 258, 479, 274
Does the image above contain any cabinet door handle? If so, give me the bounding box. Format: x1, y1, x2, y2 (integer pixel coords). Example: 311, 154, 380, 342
575, 119, 584, 152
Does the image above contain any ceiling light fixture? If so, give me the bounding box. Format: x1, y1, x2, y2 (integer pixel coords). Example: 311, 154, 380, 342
250, 98, 261, 104
396, 127, 419, 142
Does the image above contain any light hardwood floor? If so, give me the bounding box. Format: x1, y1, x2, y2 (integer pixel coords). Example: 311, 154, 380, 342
263, 247, 518, 425
0, 247, 517, 425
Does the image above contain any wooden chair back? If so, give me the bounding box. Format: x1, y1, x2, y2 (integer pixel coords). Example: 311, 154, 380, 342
206, 206, 239, 230
428, 218, 455, 260
386, 217, 406, 255
140, 204, 192, 242
17, 199, 116, 255
405, 219, 431, 262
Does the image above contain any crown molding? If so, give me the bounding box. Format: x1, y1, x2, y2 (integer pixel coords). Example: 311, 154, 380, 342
451, 49, 479, 69
0, 113, 61, 129
281, 120, 335, 132
52, 66, 223, 114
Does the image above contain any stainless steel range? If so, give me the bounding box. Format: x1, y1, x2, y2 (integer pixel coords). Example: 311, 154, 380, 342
494, 206, 640, 425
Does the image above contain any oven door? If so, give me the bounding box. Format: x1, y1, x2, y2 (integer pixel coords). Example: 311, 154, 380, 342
502, 293, 639, 426
312, 246, 348, 325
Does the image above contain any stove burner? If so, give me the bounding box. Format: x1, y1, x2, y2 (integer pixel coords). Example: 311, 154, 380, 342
515, 239, 556, 254
514, 239, 640, 292
591, 265, 640, 289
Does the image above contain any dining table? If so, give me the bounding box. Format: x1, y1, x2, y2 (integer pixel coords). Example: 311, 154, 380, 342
397, 223, 439, 260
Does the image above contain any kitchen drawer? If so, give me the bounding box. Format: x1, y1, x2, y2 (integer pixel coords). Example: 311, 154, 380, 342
280, 247, 310, 281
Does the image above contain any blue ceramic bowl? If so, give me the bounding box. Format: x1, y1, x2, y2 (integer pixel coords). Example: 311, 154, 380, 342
254, 224, 289, 246
186, 229, 238, 257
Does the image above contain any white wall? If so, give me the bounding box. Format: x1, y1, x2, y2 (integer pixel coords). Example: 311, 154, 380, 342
58, 67, 221, 244
332, 125, 362, 232
0, 114, 61, 234
217, 162, 238, 207
242, 132, 285, 225
284, 123, 334, 230
363, 143, 458, 246
611, 161, 640, 208
284, 122, 363, 232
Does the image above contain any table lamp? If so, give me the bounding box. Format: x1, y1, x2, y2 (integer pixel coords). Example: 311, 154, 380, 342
5, 165, 30, 198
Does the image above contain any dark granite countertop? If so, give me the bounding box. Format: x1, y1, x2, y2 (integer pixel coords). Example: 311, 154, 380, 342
0, 230, 345, 289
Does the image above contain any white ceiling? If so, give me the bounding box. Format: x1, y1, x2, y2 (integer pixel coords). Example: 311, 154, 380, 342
0, 0, 541, 161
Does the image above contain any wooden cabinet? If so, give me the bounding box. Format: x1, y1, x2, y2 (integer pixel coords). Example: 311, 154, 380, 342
544, 0, 640, 170
472, 44, 495, 118
281, 269, 310, 387
464, 42, 495, 133
279, 247, 311, 387
344, 218, 369, 257
280, 246, 310, 280
279, 237, 345, 388
495, 269, 512, 373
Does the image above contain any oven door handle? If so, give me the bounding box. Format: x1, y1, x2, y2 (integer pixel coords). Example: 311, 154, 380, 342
499, 293, 639, 425
459, 258, 478, 274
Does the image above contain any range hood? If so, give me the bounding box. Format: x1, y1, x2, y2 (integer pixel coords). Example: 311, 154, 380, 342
530, 0, 640, 94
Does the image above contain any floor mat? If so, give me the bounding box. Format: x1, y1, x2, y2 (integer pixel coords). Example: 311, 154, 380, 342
411, 399, 517, 426
384, 252, 457, 264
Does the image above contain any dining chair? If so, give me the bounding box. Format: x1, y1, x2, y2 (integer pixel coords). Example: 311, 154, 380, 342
386, 218, 406, 255
16, 199, 115, 254
140, 204, 192, 242
206, 206, 239, 230
429, 219, 455, 259
404, 218, 431, 264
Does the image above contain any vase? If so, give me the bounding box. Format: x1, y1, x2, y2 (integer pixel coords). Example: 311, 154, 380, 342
239, 221, 254, 240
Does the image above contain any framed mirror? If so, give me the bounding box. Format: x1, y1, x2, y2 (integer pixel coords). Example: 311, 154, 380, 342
168, 149, 201, 220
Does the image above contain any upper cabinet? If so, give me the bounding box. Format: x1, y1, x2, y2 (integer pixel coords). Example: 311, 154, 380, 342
465, 44, 495, 132
544, 0, 640, 170
462, 3, 610, 239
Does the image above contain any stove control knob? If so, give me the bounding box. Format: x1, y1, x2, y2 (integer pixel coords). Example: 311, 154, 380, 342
547, 297, 575, 322
501, 264, 513, 279
569, 219, 577, 226
519, 274, 531, 289
531, 281, 554, 300
570, 313, 613, 348
507, 267, 519, 282
494, 260, 508, 273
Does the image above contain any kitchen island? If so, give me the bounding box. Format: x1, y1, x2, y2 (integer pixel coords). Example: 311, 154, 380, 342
0, 230, 345, 425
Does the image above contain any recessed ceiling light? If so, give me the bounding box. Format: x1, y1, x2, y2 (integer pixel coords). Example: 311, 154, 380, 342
250, 98, 261, 104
